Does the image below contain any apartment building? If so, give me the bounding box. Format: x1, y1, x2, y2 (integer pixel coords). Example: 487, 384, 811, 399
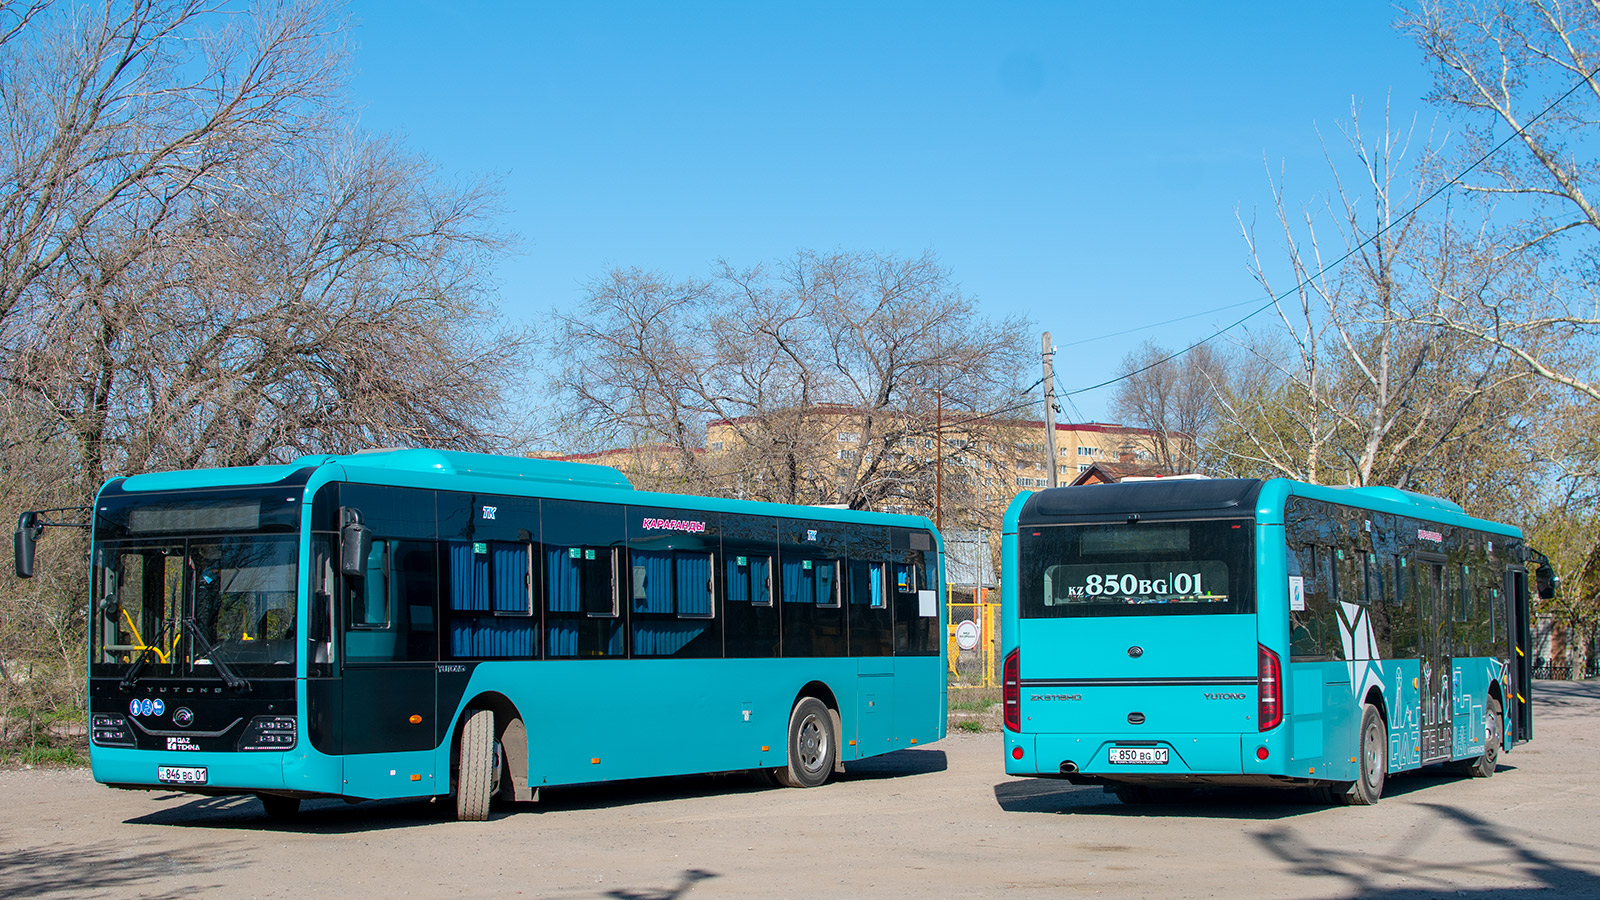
538, 409, 1171, 514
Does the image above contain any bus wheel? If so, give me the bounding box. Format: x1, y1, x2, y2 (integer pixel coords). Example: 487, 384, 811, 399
456, 709, 497, 821
1341, 703, 1386, 806
777, 697, 835, 788
258, 794, 300, 819
1454, 695, 1501, 778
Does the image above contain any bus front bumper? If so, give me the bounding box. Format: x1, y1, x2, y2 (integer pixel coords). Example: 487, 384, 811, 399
92, 746, 344, 798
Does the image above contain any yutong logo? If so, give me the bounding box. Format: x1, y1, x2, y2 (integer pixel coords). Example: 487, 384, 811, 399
1029, 693, 1082, 702
1205, 692, 1248, 700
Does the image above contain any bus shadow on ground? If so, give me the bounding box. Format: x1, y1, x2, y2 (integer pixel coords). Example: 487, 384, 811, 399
837, 747, 948, 781
991, 765, 1505, 820
126, 747, 947, 832
125, 792, 453, 833
1253, 801, 1600, 899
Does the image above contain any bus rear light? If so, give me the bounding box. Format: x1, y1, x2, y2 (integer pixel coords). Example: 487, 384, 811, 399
1256, 746, 1269, 760
1257, 644, 1283, 732
1012, 746, 1024, 760
1002, 649, 1021, 732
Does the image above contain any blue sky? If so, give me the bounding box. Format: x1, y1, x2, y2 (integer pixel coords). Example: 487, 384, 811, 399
345, 2, 1436, 425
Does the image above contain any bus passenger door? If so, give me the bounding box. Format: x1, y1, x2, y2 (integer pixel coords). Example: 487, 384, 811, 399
341, 539, 440, 798
1507, 567, 1532, 746
1418, 559, 1452, 763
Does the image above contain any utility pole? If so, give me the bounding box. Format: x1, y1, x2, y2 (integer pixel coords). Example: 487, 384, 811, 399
934, 387, 943, 529
1043, 332, 1059, 488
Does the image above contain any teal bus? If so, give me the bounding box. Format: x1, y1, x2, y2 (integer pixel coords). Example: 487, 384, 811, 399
1001, 478, 1539, 805
16, 449, 946, 820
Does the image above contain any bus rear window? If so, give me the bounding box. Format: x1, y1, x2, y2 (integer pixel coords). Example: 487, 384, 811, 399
1019, 520, 1254, 618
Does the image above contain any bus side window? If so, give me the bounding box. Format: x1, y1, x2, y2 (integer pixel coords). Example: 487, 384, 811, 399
1391, 555, 1420, 658
309, 536, 335, 670
345, 540, 437, 662
444, 541, 538, 660
546, 544, 623, 658
1288, 544, 1321, 659
893, 547, 936, 655
896, 563, 918, 593
1368, 553, 1393, 658
752, 555, 772, 606
816, 560, 841, 608
351, 540, 391, 628
675, 551, 714, 618
584, 548, 619, 617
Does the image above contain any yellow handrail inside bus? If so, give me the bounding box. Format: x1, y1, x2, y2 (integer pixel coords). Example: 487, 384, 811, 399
118, 608, 176, 664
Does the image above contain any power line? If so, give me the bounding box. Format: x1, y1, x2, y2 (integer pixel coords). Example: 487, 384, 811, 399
1056, 296, 1269, 349
1060, 60, 1600, 400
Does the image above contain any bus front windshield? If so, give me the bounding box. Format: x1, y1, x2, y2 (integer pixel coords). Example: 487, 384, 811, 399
1019, 519, 1255, 618
93, 535, 299, 678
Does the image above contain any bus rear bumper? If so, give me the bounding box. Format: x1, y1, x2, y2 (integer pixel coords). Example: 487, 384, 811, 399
1007, 730, 1298, 786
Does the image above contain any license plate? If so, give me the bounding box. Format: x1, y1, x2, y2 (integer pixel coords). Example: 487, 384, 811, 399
1108, 747, 1168, 765
157, 765, 208, 785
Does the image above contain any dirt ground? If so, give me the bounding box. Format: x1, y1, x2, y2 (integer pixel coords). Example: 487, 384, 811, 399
3, 681, 1598, 900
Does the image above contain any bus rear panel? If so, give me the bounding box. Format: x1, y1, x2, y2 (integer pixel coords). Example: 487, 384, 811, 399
1002, 478, 1532, 803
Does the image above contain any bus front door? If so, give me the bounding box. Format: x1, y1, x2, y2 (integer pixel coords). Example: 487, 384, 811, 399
340, 539, 440, 798
1419, 559, 1452, 764
1507, 567, 1532, 745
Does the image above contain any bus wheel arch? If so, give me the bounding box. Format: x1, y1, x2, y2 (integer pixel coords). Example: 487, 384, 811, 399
1361, 686, 1388, 728
1338, 702, 1387, 806
796, 681, 845, 773
777, 684, 841, 787
1451, 686, 1501, 778
450, 693, 534, 817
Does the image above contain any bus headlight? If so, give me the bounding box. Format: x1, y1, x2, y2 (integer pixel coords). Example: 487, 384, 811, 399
239, 716, 297, 751
91, 714, 135, 747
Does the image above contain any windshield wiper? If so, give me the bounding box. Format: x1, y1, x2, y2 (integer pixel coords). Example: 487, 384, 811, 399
118, 616, 177, 692
182, 617, 251, 692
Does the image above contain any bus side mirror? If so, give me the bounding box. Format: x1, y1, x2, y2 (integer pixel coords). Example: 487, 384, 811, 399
1536, 562, 1557, 600
14, 512, 38, 579
339, 508, 372, 578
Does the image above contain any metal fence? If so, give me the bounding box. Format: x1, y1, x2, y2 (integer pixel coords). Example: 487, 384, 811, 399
947, 599, 1000, 689
1533, 659, 1599, 680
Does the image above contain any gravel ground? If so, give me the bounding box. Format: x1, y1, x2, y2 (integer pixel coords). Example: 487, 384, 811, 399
2, 680, 1597, 900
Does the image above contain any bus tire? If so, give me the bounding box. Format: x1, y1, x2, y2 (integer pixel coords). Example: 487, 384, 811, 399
456, 709, 497, 821
1341, 702, 1386, 806
777, 697, 835, 788
1454, 695, 1501, 778
258, 794, 300, 819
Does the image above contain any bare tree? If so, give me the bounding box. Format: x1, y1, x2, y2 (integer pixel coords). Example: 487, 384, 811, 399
549, 250, 1032, 522
1109, 340, 1227, 473
1218, 104, 1538, 504
0, 3, 528, 489
546, 267, 717, 485
1398, 1, 1600, 644
0, 1, 529, 749
0, 1, 344, 329
1401, 1, 1600, 408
